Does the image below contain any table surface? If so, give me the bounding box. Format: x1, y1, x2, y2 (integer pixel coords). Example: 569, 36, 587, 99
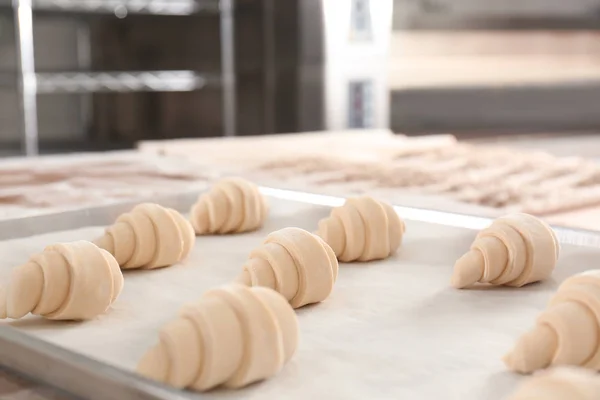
0, 369, 69, 399
2, 131, 600, 398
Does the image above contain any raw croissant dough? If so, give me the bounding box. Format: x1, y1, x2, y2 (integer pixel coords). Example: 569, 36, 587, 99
508, 367, 600, 400
504, 270, 600, 373
315, 196, 405, 262
94, 203, 195, 269
0, 241, 123, 321
190, 177, 268, 234
237, 227, 338, 308
137, 284, 298, 391
451, 213, 559, 288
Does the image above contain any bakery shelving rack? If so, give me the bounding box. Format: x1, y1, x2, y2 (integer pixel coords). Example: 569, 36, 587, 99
0, 0, 236, 156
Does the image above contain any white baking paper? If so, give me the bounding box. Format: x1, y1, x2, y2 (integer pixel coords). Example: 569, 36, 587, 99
0, 198, 596, 400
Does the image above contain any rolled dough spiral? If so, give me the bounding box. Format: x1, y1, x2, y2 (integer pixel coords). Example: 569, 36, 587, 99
237, 227, 338, 308
508, 367, 600, 400
94, 203, 195, 270
315, 196, 405, 262
190, 177, 268, 235
137, 284, 298, 391
451, 213, 559, 289
504, 270, 600, 373
0, 241, 123, 321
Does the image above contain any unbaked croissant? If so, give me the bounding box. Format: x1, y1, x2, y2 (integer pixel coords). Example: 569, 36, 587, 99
451, 213, 559, 288
137, 284, 298, 391
504, 270, 600, 373
190, 177, 268, 235
236, 227, 338, 308
0, 241, 123, 321
508, 367, 600, 400
315, 196, 405, 262
94, 203, 195, 270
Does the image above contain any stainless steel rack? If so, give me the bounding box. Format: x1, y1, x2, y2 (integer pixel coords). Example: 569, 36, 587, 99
33, 70, 219, 93
2, 0, 236, 156
20, 0, 219, 15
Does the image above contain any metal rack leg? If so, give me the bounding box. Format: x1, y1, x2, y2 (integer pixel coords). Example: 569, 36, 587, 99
12, 0, 39, 156
220, 0, 236, 137
75, 21, 92, 138
262, 0, 276, 134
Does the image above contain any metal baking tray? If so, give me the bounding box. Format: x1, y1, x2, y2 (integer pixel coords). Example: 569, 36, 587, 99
1, 187, 600, 400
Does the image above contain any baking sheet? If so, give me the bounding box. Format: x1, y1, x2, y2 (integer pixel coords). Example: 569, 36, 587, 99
1, 195, 599, 399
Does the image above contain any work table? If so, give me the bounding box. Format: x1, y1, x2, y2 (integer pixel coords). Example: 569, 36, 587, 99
1, 130, 600, 398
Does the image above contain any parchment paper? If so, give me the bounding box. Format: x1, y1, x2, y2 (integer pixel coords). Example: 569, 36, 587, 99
0, 198, 597, 400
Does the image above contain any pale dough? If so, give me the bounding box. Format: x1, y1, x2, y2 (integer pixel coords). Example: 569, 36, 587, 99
504, 270, 600, 373
451, 213, 559, 288
137, 284, 298, 392
236, 227, 338, 308
190, 177, 268, 235
507, 367, 600, 400
0, 240, 123, 321
94, 203, 195, 269
315, 196, 405, 262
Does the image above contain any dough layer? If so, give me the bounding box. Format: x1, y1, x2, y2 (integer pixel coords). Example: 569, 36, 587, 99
190, 177, 268, 235
94, 203, 195, 269
504, 270, 600, 373
237, 227, 338, 308
137, 284, 298, 391
315, 196, 405, 262
0, 240, 123, 321
451, 212, 559, 288
508, 367, 600, 400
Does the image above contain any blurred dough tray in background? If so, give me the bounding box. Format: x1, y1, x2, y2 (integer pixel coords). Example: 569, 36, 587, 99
0, 151, 212, 220
138, 130, 600, 230
0, 130, 441, 219
3, 129, 600, 230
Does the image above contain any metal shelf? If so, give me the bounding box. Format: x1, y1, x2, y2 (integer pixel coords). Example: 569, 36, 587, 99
0, 70, 218, 93
1, 0, 220, 15
34, 70, 218, 93
9, 0, 236, 156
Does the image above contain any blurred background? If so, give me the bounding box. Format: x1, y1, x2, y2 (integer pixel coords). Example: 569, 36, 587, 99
2, 0, 600, 232
2, 0, 600, 156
